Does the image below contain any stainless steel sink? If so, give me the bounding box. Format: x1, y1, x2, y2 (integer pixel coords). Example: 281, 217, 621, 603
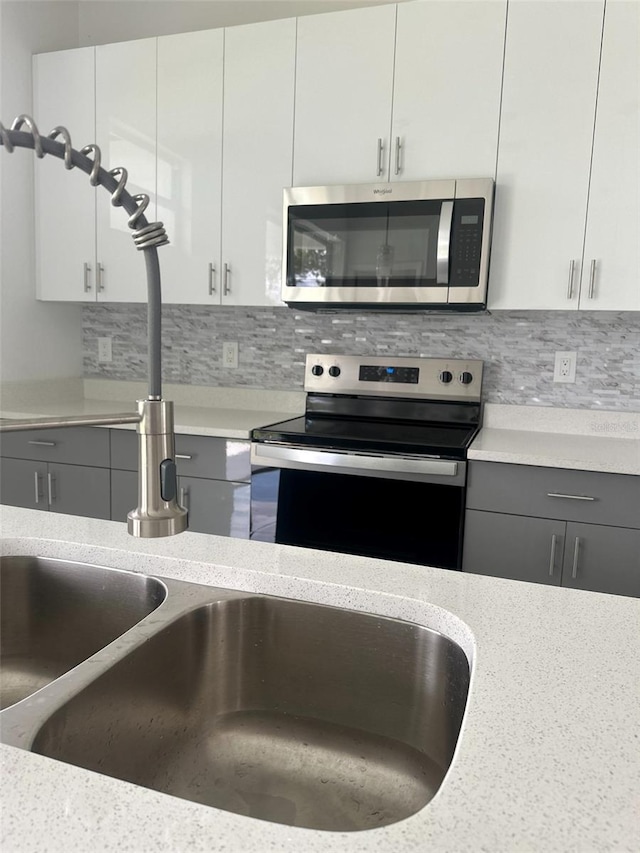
29, 595, 470, 831
0, 556, 166, 709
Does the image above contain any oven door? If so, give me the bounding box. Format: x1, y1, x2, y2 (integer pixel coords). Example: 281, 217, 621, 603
250, 442, 467, 570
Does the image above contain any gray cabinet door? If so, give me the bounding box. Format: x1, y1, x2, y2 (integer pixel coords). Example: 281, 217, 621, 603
0, 458, 46, 510
178, 476, 250, 538
48, 463, 110, 520
562, 522, 640, 598
463, 510, 565, 585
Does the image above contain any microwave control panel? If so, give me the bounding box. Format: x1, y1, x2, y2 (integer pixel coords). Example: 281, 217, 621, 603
449, 198, 485, 288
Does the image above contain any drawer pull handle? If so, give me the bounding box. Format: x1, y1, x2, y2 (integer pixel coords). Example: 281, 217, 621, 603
28, 440, 57, 447
175, 454, 193, 460
548, 533, 557, 577
566, 259, 576, 299
179, 486, 190, 510
376, 137, 384, 177
547, 493, 596, 501
572, 537, 581, 579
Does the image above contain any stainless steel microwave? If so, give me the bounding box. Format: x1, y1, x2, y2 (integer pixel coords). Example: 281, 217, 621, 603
281, 178, 494, 311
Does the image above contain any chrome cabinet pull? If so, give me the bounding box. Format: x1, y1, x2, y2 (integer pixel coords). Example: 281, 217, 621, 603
175, 454, 193, 460
394, 136, 402, 175
97, 262, 105, 292
566, 259, 576, 299
34, 471, 43, 504
223, 263, 231, 295
588, 259, 597, 299
47, 472, 56, 505
548, 533, 557, 577
571, 537, 581, 579
83, 262, 92, 292
208, 262, 216, 295
179, 486, 190, 510
547, 493, 596, 501
376, 138, 384, 177
28, 440, 56, 447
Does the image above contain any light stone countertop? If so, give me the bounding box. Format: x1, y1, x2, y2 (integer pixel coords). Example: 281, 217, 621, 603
1, 506, 639, 853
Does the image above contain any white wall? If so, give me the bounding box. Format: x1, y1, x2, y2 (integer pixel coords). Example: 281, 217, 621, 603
0, 1, 83, 382
77, 0, 405, 45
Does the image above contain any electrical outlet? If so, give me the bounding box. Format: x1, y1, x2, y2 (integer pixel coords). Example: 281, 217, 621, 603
98, 337, 112, 363
222, 341, 239, 369
553, 351, 577, 383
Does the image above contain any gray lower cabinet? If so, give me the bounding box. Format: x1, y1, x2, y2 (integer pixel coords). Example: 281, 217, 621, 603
463, 461, 640, 597
110, 431, 251, 538
1, 427, 110, 520
0, 457, 110, 520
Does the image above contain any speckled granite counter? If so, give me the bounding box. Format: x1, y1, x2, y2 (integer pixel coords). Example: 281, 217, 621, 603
1, 506, 639, 853
469, 404, 640, 475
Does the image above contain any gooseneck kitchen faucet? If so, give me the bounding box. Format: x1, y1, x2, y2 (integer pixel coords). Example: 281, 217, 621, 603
0, 114, 188, 538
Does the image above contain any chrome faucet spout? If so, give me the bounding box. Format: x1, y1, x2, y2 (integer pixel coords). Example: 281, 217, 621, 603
0, 114, 188, 537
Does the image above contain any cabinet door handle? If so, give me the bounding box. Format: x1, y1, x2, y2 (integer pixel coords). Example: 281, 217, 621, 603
376, 138, 384, 177
394, 136, 402, 175
34, 471, 43, 504
28, 440, 57, 447
223, 263, 231, 295
47, 472, 56, 505
179, 486, 190, 510
548, 533, 557, 577
566, 259, 576, 299
175, 454, 193, 460
547, 493, 596, 501
208, 263, 216, 295
83, 262, 92, 292
97, 263, 105, 292
588, 259, 597, 299
571, 537, 581, 579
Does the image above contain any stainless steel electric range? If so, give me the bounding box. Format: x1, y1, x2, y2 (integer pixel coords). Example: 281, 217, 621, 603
250, 353, 483, 570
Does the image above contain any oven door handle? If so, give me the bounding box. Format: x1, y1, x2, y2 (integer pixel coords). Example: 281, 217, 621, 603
251, 443, 459, 478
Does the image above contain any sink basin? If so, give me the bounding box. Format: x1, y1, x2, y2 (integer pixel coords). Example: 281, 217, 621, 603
31, 594, 469, 831
0, 556, 166, 709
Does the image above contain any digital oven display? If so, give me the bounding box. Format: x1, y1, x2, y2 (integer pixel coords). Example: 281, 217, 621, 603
359, 365, 419, 384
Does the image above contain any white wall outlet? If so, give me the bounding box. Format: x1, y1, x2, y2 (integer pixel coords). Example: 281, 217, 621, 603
98, 337, 112, 363
553, 351, 577, 383
222, 341, 239, 369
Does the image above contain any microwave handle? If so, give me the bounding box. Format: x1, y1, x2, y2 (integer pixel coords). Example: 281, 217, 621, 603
436, 201, 454, 285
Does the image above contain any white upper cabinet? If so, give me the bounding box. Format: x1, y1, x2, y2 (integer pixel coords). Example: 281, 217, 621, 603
157, 29, 224, 305
220, 18, 296, 306
33, 47, 96, 302
489, 1, 604, 310
391, 1, 506, 182
293, 5, 396, 185
95, 38, 157, 303
579, 0, 639, 311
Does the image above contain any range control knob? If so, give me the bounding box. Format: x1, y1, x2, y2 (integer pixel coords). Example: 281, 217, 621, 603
459, 371, 474, 386
328, 365, 341, 378
311, 364, 324, 377
439, 370, 453, 384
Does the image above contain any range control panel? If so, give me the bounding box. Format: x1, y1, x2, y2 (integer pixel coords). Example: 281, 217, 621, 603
305, 354, 483, 401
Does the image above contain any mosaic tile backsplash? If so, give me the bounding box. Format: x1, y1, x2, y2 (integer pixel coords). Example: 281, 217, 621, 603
83, 306, 639, 411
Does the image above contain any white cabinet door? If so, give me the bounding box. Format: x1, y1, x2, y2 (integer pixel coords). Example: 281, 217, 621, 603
293, 4, 396, 186
95, 38, 157, 303
579, 0, 640, 311
157, 29, 224, 305
220, 18, 295, 307
489, 1, 604, 310
33, 47, 96, 302
391, 1, 506, 182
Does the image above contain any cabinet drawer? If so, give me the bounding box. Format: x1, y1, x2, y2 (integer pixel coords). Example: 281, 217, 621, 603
110, 430, 251, 482
467, 461, 640, 529
0, 427, 110, 468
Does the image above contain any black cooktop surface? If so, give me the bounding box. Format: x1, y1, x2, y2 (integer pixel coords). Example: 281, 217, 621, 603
251, 415, 479, 460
